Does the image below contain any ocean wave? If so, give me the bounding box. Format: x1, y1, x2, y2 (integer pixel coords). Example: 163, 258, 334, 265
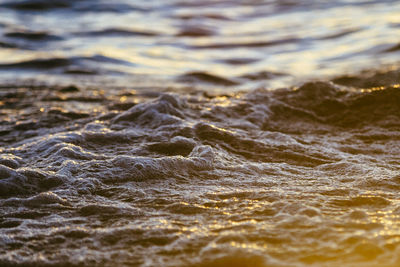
0, 0, 147, 13
178, 72, 240, 86
189, 37, 300, 49
4, 31, 62, 41
74, 28, 159, 38
0, 0, 71, 10
0, 55, 134, 77
0, 0, 399, 264
1, 73, 400, 266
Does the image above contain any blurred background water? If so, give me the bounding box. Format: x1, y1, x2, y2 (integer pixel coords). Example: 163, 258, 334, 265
0, 0, 399, 90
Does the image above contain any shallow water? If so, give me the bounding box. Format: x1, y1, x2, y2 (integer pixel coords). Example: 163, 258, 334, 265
1, 1, 400, 267
2, 76, 400, 266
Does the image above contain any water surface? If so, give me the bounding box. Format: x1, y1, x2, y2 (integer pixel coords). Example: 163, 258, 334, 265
0, 0, 399, 89
1, 1, 400, 267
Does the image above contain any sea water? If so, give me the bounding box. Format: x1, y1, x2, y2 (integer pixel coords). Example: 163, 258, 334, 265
1, 0, 400, 266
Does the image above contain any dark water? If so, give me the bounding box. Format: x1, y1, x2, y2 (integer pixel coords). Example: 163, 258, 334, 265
1, 1, 400, 267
